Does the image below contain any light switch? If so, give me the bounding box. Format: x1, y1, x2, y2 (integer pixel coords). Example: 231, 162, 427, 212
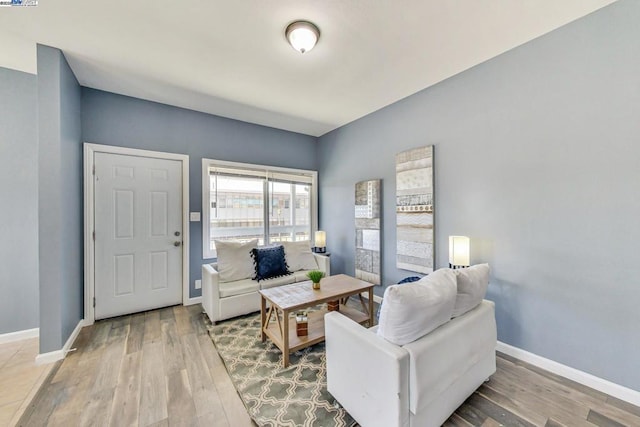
190, 212, 201, 222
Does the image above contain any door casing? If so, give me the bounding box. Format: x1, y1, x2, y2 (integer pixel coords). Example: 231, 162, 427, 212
84, 143, 191, 325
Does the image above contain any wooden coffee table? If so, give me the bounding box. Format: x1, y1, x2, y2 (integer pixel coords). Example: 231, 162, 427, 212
259, 274, 374, 367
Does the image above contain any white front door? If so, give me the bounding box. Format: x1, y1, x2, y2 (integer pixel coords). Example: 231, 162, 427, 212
94, 152, 183, 319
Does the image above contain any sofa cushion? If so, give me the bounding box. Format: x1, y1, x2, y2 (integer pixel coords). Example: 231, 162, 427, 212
282, 240, 318, 271
218, 278, 260, 298
251, 245, 292, 281
377, 268, 457, 346
215, 239, 259, 282
452, 263, 490, 318
259, 274, 296, 290
292, 270, 314, 283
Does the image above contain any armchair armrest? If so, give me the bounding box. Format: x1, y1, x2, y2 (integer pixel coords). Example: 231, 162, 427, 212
325, 312, 410, 427
313, 253, 330, 276
202, 263, 221, 323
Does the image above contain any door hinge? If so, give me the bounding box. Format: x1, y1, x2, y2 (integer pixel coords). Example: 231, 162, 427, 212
92, 231, 95, 241
93, 297, 96, 308
92, 165, 95, 175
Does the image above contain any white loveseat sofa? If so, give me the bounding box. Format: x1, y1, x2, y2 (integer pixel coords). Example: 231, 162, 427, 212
202, 241, 330, 323
325, 265, 497, 427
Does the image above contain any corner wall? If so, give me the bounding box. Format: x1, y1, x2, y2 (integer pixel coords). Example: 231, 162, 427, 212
0, 67, 39, 335
37, 45, 83, 352
318, 0, 640, 391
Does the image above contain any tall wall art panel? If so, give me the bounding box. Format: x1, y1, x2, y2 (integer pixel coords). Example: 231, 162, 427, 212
355, 179, 381, 285
396, 146, 434, 274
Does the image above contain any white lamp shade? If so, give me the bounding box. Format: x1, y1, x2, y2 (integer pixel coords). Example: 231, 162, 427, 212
449, 236, 470, 267
286, 21, 320, 54
315, 230, 326, 248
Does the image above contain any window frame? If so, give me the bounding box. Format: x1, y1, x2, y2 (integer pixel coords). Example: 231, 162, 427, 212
201, 158, 318, 259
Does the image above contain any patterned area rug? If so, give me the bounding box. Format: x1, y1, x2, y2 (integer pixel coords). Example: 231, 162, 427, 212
207, 312, 357, 427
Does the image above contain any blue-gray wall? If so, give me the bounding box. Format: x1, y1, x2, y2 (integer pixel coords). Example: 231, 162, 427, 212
318, 0, 640, 391
37, 45, 83, 352
81, 88, 318, 298
0, 67, 39, 335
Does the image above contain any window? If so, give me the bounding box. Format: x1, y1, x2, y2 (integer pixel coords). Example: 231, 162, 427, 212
202, 159, 317, 259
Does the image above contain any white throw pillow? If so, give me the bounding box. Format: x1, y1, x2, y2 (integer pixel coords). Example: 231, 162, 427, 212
215, 239, 259, 282
452, 263, 490, 318
377, 268, 457, 346
281, 240, 318, 271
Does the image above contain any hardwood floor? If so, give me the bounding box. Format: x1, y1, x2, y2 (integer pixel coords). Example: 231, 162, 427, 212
17, 304, 640, 427
0, 338, 54, 426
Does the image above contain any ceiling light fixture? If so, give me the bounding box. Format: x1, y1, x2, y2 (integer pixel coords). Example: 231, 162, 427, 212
285, 20, 320, 54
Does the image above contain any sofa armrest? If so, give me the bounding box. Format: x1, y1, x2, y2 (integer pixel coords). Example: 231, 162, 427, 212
202, 264, 221, 323
325, 312, 410, 427
313, 253, 330, 276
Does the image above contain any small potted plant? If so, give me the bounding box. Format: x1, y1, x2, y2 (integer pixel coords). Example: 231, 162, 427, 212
307, 270, 325, 290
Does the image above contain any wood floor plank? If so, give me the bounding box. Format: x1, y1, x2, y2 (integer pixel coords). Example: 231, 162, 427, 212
457, 401, 488, 426
180, 333, 229, 425
466, 392, 536, 427
197, 333, 253, 426
174, 306, 193, 336
587, 409, 627, 427
605, 395, 640, 418
79, 387, 115, 427
159, 306, 176, 321
545, 418, 568, 427
166, 369, 197, 425
91, 330, 126, 394
488, 365, 590, 427
479, 381, 548, 426
126, 314, 145, 355
83, 321, 112, 355
110, 314, 132, 330
496, 352, 610, 404
481, 418, 504, 427
144, 311, 162, 344
443, 412, 474, 426
139, 341, 168, 426
161, 318, 185, 374
108, 351, 142, 427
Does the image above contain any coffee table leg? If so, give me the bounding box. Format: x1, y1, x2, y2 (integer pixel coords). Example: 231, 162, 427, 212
283, 309, 290, 368
368, 287, 374, 327
260, 295, 267, 342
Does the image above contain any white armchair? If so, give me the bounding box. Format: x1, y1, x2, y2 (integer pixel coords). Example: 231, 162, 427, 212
325, 300, 496, 427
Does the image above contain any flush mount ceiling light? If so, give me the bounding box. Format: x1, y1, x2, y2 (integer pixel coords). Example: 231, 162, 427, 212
285, 20, 320, 54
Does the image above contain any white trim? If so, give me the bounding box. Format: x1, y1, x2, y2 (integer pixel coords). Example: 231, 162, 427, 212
83, 143, 190, 324
35, 319, 86, 365
184, 296, 203, 306
201, 158, 318, 259
497, 341, 640, 407
0, 328, 39, 344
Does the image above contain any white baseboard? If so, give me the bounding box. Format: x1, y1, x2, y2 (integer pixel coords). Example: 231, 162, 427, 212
497, 341, 640, 407
35, 319, 87, 365
184, 296, 202, 306
0, 327, 39, 344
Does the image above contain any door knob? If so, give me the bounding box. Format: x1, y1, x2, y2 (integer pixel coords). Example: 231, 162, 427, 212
174, 241, 181, 247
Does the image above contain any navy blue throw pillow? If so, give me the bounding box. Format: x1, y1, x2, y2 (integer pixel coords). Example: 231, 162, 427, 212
251, 245, 292, 281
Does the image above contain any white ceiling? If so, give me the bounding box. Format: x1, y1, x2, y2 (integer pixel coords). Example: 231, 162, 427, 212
0, 0, 617, 136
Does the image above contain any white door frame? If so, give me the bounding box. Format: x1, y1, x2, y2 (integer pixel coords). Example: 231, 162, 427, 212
83, 143, 190, 325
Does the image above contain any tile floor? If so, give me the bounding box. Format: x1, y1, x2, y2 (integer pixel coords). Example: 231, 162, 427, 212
0, 338, 53, 426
